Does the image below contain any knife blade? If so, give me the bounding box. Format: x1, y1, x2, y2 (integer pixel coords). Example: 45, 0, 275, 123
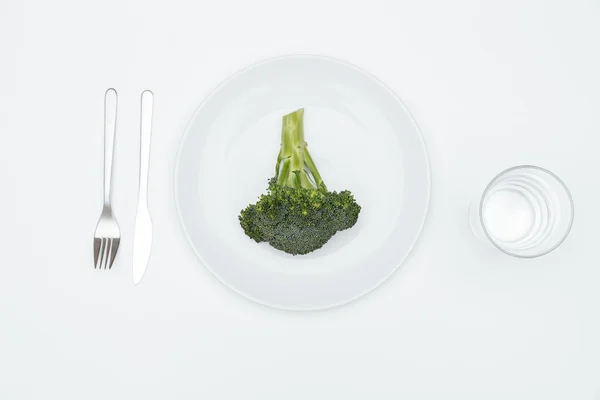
133, 206, 152, 284
133, 90, 154, 285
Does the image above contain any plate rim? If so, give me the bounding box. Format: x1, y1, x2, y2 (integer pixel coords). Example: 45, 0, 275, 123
174, 54, 431, 311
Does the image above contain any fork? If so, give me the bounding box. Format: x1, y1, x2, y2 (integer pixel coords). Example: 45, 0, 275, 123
93, 88, 121, 269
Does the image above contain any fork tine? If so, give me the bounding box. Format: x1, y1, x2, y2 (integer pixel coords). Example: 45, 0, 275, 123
102, 238, 109, 270
104, 239, 113, 269
101, 239, 109, 269
96, 238, 106, 269
108, 238, 120, 269
94, 238, 102, 268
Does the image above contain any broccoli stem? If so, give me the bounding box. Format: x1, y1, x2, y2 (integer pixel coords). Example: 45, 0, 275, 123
275, 108, 328, 194
303, 147, 327, 193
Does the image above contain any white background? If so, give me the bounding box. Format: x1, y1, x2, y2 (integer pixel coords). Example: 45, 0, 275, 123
1, 0, 599, 398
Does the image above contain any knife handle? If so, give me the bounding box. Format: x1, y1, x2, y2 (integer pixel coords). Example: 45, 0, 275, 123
139, 90, 154, 203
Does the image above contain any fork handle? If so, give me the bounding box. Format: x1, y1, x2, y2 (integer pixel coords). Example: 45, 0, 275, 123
139, 90, 154, 204
104, 88, 118, 207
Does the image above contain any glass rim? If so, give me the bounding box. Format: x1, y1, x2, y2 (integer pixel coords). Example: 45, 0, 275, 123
478, 165, 575, 258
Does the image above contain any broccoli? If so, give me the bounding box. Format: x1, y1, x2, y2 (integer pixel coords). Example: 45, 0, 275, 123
239, 108, 361, 255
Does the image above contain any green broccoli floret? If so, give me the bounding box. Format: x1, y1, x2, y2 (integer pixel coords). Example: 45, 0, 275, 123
239, 108, 361, 255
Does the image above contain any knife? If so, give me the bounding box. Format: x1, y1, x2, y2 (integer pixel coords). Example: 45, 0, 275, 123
133, 90, 154, 285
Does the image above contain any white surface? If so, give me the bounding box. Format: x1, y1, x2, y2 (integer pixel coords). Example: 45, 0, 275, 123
1, 0, 599, 398
176, 55, 430, 310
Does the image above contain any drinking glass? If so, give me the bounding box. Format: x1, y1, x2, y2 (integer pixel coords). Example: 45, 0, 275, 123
469, 165, 574, 258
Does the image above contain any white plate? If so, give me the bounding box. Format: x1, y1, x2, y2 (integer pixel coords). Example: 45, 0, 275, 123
175, 55, 430, 310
